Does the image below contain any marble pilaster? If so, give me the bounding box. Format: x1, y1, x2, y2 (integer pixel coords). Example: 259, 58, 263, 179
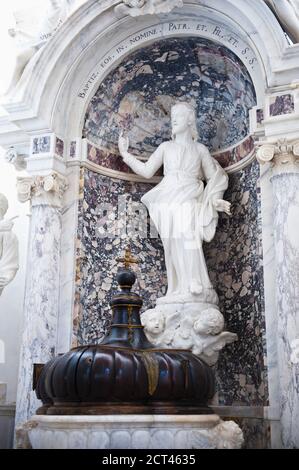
257, 140, 299, 448
15, 173, 68, 427
57, 164, 82, 353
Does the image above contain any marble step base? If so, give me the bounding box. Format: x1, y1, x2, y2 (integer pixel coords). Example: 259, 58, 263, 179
16, 414, 244, 449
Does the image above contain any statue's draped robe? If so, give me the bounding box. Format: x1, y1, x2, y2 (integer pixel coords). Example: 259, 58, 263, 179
123, 141, 228, 296
0, 220, 19, 296
264, 0, 299, 43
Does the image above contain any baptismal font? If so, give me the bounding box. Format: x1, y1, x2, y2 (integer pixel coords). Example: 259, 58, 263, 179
35, 246, 215, 415
24, 102, 244, 449
29, 245, 243, 449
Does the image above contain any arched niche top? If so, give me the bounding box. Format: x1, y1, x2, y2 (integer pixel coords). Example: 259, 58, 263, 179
82, 36, 257, 174
0, 0, 298, 146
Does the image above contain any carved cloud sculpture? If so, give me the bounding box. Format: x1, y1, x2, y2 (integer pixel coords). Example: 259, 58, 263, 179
115, 0, 184, 17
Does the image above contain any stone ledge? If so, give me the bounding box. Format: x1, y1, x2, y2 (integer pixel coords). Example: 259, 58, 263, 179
0, 404, 16, 417
212, 405, 280, 421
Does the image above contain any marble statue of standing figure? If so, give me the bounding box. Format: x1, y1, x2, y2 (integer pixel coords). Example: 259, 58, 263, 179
119, 102, 230, 301
118, 102, 237, 364
0, 194, 19, 297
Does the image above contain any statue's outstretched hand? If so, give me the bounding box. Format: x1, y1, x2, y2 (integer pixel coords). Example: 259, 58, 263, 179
213, 199, 231, 216
118, 132, 129, 157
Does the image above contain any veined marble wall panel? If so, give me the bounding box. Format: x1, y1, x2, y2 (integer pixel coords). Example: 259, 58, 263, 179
83, 37, 256, 173
232, 417, 271, 449
73, 169, 167, 346
205, 160, 268, 406
73, 160, 268, 406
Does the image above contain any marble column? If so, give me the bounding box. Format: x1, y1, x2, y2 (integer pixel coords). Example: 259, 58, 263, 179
257, 140, 299, 448
15, 172, 68, 427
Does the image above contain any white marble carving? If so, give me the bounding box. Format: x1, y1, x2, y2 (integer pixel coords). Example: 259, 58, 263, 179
5, 147, 27, 172
142, 305, 237, 365
0, 194, 19, 297
16, 414, 244, 449
15, 173, 67, 427
6, 0, 74, 94
257, 139, 299, 176
264, 0, 299, 43
17, 172, 68, 208
115, 0, 183, 17
191, 420, 244, 449
119, 102, 237, 362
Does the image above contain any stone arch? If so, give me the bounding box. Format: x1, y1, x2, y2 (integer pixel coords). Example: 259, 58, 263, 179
1, 0, 296, 151
82, 35, 258, 174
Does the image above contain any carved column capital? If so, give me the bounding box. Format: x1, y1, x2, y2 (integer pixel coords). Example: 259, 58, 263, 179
17, 172, 68, 208
256, 139, 299, 176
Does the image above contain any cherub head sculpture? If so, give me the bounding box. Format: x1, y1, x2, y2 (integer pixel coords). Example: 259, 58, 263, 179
213, 421, 244, 449
193, 308, 224, 336
142, 309, 165, 337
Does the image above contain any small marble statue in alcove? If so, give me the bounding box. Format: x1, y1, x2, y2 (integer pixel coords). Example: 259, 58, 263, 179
264, 0, 299, 43
5, 0, 78, 94
118, 102, 237, 363
0, 194, 19, 298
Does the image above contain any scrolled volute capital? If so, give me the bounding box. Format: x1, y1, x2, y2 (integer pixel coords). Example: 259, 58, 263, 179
17, 172, 68, 208
17, 177, 34, 203
256, 139, 299, 174
256, 144, 276, 164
